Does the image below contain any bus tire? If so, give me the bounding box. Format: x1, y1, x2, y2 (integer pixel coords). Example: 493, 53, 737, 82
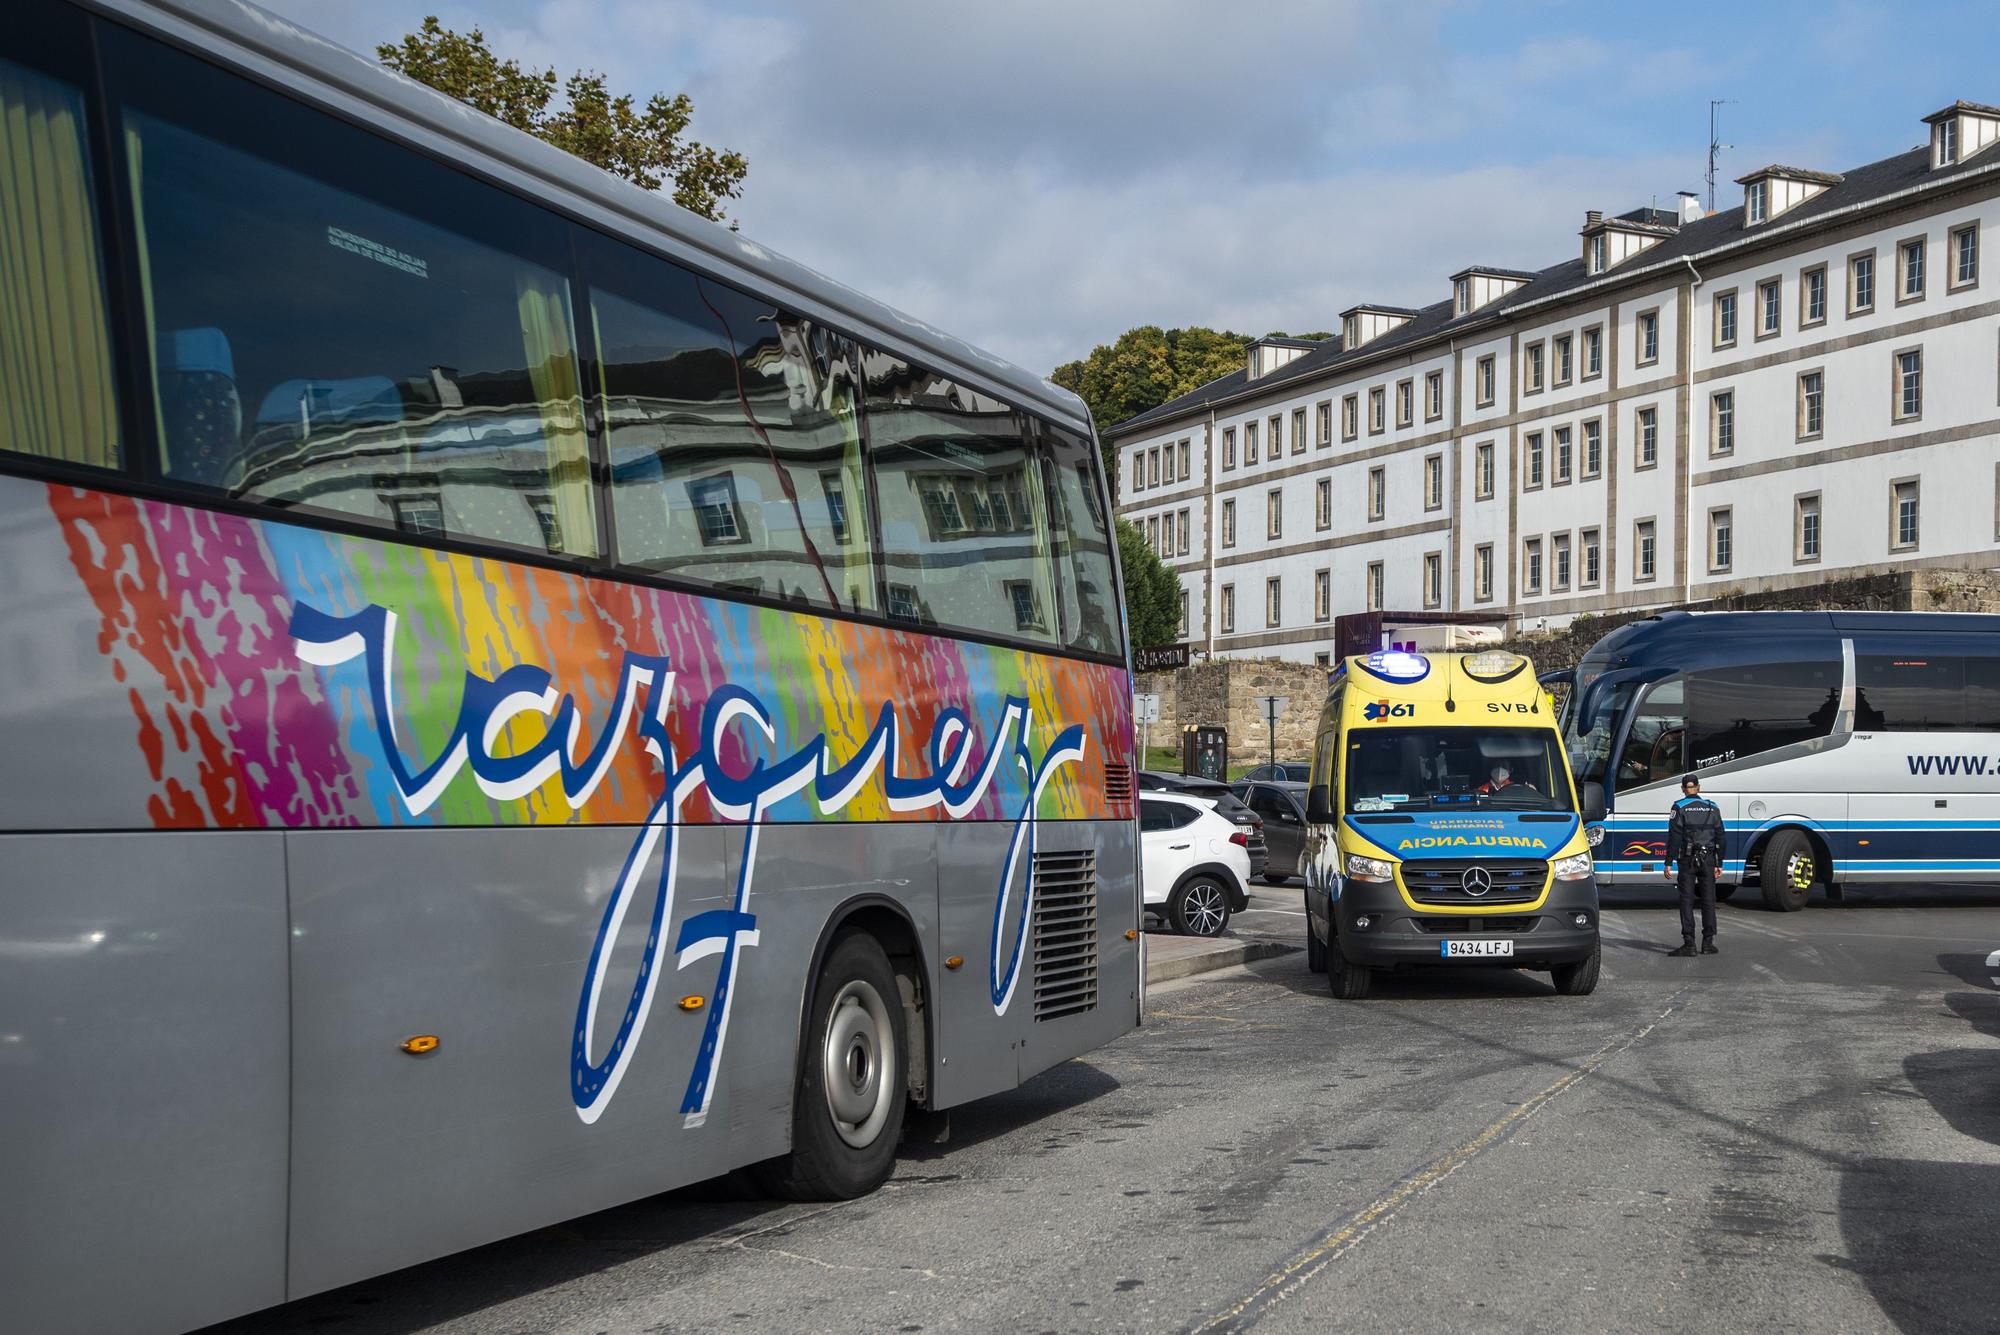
1760, 830, 1816, 912
1169, 876, 1231, 937
756, 932, 908, 1201
1550, 943, 1601, 996
1327, 941, 1372, 999
1304, 891, 1327, 972
1714, 884, 1737, 902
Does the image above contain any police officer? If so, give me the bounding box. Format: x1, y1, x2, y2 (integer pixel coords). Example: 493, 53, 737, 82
1664, 773, 1724, 956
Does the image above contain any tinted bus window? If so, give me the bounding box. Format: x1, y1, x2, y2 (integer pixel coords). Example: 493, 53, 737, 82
1856, 654, 1965, 731
1965, 657, 2000, 730
1686, 660, 1842, 767
0, 8, 120, 470
583, 235, 872, 611
862, 349, 1059, 645
1040, 421, 1119, 654
109, 27, 596, 557
1616, 678, 1686, 789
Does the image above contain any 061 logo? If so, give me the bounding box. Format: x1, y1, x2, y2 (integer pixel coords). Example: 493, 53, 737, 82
1363, 700, 1415, 721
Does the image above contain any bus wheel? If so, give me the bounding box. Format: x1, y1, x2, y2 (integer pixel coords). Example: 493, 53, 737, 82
757, 933, 908, 1201
1170, 877, 1231, 937
1714, 884, 1737, 902
1304, 891, 1327, 973
1760, 830, 1816, 912
1551, 943, 1601, 996
1327, 941, 1372, 999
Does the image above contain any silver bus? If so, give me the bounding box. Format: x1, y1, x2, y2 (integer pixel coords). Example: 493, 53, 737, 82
0, 2, 1138, 1330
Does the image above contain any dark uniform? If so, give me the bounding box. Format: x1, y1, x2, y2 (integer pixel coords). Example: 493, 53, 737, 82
1666, 787, 1725, 952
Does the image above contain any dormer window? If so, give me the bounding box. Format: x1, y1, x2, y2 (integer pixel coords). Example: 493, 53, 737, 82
1746, 180, 1768, 224
1734, 166, 1842, 224
1454, 278, 1470, 315
1343, 314, 1358, 347
1925, 102, 2000, 168
1940, 117, 1959, 164
1587, 233, 1607, 273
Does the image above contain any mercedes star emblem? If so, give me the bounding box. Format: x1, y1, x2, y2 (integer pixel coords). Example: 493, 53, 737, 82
1461, 866, 1493, 898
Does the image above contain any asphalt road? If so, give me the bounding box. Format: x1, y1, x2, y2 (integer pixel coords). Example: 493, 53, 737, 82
207, 884, 2000, 1334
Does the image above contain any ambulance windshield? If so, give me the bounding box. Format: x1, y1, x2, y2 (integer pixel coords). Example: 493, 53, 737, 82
1344, 728, 1574, 813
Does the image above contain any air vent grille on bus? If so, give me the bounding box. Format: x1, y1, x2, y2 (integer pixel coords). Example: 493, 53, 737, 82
1103, 763, 1133, 802
1031, 849, 1099, 1022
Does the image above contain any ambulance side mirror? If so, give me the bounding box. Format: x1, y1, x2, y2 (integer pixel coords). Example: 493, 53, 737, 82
1581, 780, 1607, 825
1306, 783, 1335, 824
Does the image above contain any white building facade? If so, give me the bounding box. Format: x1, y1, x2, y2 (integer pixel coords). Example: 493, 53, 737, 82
1111, 102, 2000, 664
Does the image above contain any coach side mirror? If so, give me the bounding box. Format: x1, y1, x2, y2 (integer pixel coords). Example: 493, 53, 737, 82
1306, 783, 1334, 824
1581, 780, 1606, 825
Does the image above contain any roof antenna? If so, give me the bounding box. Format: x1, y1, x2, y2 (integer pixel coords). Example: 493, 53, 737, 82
1707, 99, 1736, 214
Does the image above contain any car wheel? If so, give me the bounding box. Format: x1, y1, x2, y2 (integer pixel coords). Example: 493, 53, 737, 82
1759, 830, 1815, 912
1550, 942, 1601, 996
1327, 938, 1371, 999
1169, 877, 1231, 937
1304, 890, 1327, 973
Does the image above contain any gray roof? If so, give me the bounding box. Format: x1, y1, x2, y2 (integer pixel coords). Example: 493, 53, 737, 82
1109, 136, 1998, 440
1735, 164, 1845, 186
1450, 264, 1540, 281
116, 0, 1092, 431
1248, 335, 1325, 350
1924, 100, 2000, 123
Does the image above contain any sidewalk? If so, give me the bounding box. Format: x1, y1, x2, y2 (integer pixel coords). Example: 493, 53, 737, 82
1145, 930, 1297, 985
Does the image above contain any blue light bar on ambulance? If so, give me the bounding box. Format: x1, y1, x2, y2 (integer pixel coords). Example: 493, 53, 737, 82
1359, 651, 1429, 682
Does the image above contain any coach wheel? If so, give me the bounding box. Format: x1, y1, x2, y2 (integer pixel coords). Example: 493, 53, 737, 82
1759, 830, 1815, 913
1304, 891, 1328, 973
754, 933, 908, 1201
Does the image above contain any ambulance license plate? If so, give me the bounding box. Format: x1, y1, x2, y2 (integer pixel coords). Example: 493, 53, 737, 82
1440, 939, 1513, 959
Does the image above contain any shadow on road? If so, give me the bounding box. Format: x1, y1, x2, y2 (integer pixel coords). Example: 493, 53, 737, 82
901, 1060, 1120, 1162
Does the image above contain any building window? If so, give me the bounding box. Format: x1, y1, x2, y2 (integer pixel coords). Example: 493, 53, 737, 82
1583, 419, 1603, 478
1554, 334, 1573, 386
1711, 390, 1734, 456
1148, 447, 1161, 487
1178, 438, 1191, 480
1220, 583, 1235, 634
1714, 289, 1737, 348
1581, 527, 1601, 586
1266, 487, 1282, 540
1178, 591, 1189, 639
1523, 537, 1543, 594
1709, 507, 1733, 573
1423, 552, 1442, 608
1266, 576, 1282, 628
1147, 514, 1159, 551
1900, 237, 1926, 301
1223, 427, 1236, 469
1007, 579, 1047, 633
1583, 325, 1603, 379
1524, 341, 1545, 393
1244, 419, 1258, 464
1424, 453, 1444, 510
1455, 277, 1471, 314
1367, 465, 1386, 521
1425, 370, 1444, 421
1940, 117, 1960, 165
1342, 394, 1358, 441
1638, 310, 1660, 365
1396, 379, 1413, 427
1220, 498, 1236, 547
1178, 508, 1191, 556
1795, 492, 1820, 563
1291, 407, 1307, 455
1953, 223, 1980, 288
1798, 370, 1824, 441
1895, 348, 1923, 421
1474, 544, 1494, 601
1552, 532, 1571, 591
1314, 569, 1331, 622
1131, 453, 1143, 493
1476, 355, 1496, 407
1270, 413, 1284, 458
1637, 406, 1659, 468
1747, 179, 1768, 224
1802, 266, 1827, 326
1366, 561, 1384, 611
1892, 479, 1920, 550
1636, 519, 1657, 581
1316, 477, 1332, 530
1525, 431, 1544, 489
1553, 426, 1572, 483
1588, 232, 1607, 274
1757, 278, 1781, 337
1369, 387, 1386, 433
1317, 400, 1332, 447
1314, 651, 1331, 668
1155, 513, 1169, 556
1850, 250, 1876, 314
1475, 440, 1495, 499
690, 475, 747, 546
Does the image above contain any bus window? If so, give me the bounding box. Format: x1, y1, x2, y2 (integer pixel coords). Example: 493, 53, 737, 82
1039, 421, 1120, 654
0, 29, 120, 470
583, 235, 872, 612
862, 349, 1059, 645
112, 30, 596, 557
1855, 654, 1965, 731
1685, 660, 1842, 767
1966, 657, 2000, 730
1616, 678, 1686, 789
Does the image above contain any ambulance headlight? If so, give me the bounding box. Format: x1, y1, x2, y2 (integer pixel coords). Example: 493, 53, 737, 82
1345, 854, 1395, 882
1552, 852, 1594, 881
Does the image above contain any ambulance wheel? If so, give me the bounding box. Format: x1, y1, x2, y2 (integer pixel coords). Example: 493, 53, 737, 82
1551, 943, 1601, 996
1760, 830, 1815, 912
1304, 893, 1327, 973
1327, 940, 1372, 999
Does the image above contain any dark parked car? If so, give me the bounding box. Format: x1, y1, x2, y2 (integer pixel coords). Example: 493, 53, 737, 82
1232, 780, 1309, 883
1242, 763, 1312, 782
1138, 771, 1267, 876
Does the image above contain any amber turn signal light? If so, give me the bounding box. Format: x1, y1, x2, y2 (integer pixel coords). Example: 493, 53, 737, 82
944, 956, 964, 970
678, 995, 705, 1011
400, 1035, 439, 1056
1125, 929, 1139, 940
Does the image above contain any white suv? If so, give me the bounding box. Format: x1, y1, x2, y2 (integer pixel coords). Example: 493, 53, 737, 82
1139, 793, 1252, 936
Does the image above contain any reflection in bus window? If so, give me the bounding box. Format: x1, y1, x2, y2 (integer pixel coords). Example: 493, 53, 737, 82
586, 234, 872, 612
862, 350, 1058, 644
1568, 680, 1634, 784
1617, 678, 1686, 789
1686, 660, 1841, 765
1856, 654, 1966, 731
1040, 422, 1120, 653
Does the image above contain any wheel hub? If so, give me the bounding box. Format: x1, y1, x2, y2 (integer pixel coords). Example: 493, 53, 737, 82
821, 979, 896, 1148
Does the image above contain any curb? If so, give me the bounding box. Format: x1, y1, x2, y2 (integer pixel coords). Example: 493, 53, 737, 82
1145, 937, 1299, 985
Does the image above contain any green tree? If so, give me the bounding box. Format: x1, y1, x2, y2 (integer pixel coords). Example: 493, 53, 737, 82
1117, 519, 1183, 650
379, 18, 748, 222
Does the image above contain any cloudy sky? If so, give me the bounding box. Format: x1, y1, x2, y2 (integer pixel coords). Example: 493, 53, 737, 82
260, 0, 1996, 376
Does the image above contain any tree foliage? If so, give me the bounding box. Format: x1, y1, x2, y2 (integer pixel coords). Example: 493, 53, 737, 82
379, 18, 748, 222
1117, 519, 1184, 650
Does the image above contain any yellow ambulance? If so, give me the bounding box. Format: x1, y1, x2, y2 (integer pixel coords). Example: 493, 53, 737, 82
1301, 650, 1602, 998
